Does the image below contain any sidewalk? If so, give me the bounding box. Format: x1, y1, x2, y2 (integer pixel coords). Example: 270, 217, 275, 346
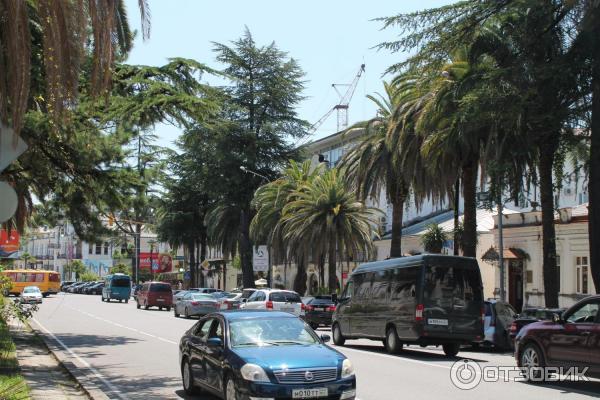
8, 319, 88, 400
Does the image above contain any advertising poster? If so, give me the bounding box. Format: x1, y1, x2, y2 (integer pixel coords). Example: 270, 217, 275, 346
0, 230, 20, 258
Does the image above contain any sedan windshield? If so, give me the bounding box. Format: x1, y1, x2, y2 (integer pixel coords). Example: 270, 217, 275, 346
23, 287, 40, 294
191, 294, 215, 301
229, 317, 318, 347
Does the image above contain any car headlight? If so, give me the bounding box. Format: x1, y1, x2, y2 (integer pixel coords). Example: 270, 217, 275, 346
240, 363, 270, 382
341, 359, 354, 378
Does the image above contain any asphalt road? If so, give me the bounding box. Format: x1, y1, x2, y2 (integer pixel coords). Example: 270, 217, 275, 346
30, 293, 599, 400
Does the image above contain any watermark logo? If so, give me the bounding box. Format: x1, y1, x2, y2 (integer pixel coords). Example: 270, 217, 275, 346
450, 359, 590, 390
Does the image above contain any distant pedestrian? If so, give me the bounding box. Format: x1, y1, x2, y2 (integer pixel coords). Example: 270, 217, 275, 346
177, 281, 183, 290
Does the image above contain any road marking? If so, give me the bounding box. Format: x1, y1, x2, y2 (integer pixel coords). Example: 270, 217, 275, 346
32, 318, 130, 400
333, 345, 452, 370
66, 305, 178, 345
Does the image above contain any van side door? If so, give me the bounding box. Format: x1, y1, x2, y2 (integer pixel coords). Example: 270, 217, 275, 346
390, 266, 419, 340
336, 281, 354, 335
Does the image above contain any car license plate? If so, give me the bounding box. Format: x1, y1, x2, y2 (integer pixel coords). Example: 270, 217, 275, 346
428, 318, 448, 326
315, 306, 325, 311
292, 388, 328, 399
281, 307, 294, 313
156, 298, 164, 302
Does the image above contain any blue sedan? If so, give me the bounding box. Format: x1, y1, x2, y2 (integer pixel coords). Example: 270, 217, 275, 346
179, 310, 356, 400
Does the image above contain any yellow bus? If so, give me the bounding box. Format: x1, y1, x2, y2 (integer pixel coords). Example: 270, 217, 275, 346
1, 269, 61, 297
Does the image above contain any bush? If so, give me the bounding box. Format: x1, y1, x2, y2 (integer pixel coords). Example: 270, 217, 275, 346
421, 223, 447, 254
110, 263, 130, 275
80, 272, 99, 282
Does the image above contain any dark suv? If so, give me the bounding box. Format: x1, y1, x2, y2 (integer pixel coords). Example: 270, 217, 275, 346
304, 296, 336, 329
515, 295, 600, 379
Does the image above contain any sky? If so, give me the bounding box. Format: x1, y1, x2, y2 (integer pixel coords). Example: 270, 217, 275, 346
124, 0, 452, 149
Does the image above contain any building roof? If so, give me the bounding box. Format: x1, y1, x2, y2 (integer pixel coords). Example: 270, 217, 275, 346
380, 206, 521, 240
304, 127, 366, 153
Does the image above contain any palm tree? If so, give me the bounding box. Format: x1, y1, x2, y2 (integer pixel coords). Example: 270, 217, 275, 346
282, 168, 380, 292
339, 82, 410, 258
0, 0, 150, 136
250, 160, 321, 294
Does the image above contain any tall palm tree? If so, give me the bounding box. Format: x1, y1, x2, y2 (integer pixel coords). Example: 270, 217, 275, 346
282, 168, 380, 292
339, 82, 410, 258
0, 0, 150, 136
250, 160, 320, 294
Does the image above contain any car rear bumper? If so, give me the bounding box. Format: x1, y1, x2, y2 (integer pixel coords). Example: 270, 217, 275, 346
305, 312, 333, 325
189, 305, 219, 315
240, 376, 356, 400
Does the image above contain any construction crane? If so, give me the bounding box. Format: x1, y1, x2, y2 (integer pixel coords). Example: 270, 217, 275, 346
306, 64, 366, 137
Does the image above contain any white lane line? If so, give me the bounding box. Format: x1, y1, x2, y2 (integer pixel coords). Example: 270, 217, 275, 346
333, 345, 451, 370
32, 318, 130, 400
66, 305, 178, 345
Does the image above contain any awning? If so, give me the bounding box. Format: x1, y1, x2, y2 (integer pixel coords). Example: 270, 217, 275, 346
481, 247, 528, 263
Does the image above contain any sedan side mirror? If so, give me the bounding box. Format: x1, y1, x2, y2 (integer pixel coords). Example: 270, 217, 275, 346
207, 337, 223, 347
320, 334, 331, 343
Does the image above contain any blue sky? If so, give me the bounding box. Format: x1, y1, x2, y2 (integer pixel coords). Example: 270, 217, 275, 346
124, 0, 452, 148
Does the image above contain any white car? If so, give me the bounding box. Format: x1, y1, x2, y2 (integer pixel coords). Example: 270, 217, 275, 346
241, 289, 305, 317
20, 286, 43, 304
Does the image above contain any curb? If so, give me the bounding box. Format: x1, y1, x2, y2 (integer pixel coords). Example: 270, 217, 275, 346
28, 319, 112, 400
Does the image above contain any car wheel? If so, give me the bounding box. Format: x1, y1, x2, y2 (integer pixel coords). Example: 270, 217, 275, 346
224, 376, 238, 400
125, 299, 129, 304
101, 296, 104, 302
332, 323, 345, 346
166, 306, 171, 312
184, 307, 190, 319
182, 359, 199, 395
159, 306, 163, 311
136, 301, 140, 309
384, 326, 403, 354
144, 302, 149, 310
442, 343, 460, 357
519, 342, 545, 381
174, 307, 180, 318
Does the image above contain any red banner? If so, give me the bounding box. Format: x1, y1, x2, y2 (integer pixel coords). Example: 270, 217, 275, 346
139, 252, 172, 273
0, 230, 19, 257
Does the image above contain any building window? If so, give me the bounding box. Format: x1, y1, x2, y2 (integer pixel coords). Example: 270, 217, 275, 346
526, 270, 533, 284
95, 242, 102, 255
88, 243, 93, 254
104, 242, 109, 255
576, 256, 589, 294
579, 192, 589, 205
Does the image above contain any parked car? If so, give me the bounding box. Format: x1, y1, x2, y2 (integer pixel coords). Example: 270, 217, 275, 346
475, 299, 518, 350
76, 282, 95, 294
189, 287, 224, 294
60, 281, 75, 291
174, 293, 219, 318
304, 296, 337, 329
509, 307, 565, 340
20, 286, 43, 304
241, 289, 305, 317
332, 255, 484, 357
515, 295, 600, 379
83, 281, 103, 294
212, 292, 242, 310
65, 282, 81, 293
136, 281, 172, 311
179, 310, 356, 399
173, 289, 188, 303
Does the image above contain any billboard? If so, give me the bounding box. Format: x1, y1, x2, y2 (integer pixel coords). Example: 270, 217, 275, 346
0, 230, 20, 258
83, 259, 111, 277
139, 252, 172, 273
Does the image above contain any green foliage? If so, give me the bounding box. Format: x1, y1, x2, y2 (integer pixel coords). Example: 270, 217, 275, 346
421, 224, 447, 254
64, 260, 86, 280
110, 263, 131, 275
79, 272, 99, 282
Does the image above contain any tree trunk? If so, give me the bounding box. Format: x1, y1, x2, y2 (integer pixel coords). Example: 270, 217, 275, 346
188, 241, 195, 289
318, 253, 325, 288
239, 210, 255, 288
389, 194, 405, 258
589, 10, 600, 294
134, 224, 141, 284
328, 241, 337, 293
293, 254, 307, 295
199, 234, 207, 288
461, 159, 478, 258
539, 147, 559, 308
453, 178, 460, 256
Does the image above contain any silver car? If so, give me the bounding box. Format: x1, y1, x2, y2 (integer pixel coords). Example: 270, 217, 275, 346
174, 293, 219, 318
20, 286, 43, 304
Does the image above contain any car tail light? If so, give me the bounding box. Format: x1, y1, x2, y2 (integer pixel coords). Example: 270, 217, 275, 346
415, 304, 424, 321
191, 301, 200, 306
266, 300, 273, 309
305, 305, 313, 311
510, 322, 517, 333
327, 305, 336, 312
224, 300, 233, 310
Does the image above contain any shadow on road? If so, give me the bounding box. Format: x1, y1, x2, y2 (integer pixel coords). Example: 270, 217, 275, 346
342, 343, 491, 363
175, 389, 220, 400
518, 379, 600, 397
50, 333, 141, 359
